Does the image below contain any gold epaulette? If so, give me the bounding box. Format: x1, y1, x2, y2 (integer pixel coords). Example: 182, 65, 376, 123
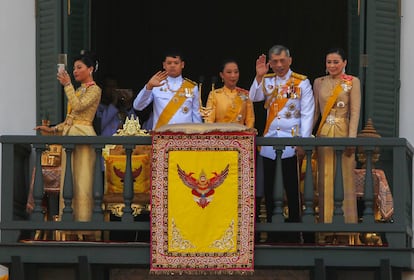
236, 87, 249, 95
291, 72, 307, 80
184, 77, 197, 86
264, 73, 276, 78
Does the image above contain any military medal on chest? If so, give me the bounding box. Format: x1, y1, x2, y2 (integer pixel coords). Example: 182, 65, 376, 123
184, 88, 193, 98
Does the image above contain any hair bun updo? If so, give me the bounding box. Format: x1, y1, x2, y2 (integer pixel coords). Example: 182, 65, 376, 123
75, 50, 99, 72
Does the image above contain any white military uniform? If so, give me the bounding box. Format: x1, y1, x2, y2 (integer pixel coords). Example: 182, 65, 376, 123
133, 75, 203, 129
249, 69, 315, 159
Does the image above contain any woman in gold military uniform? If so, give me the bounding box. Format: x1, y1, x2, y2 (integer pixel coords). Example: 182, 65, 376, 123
35, 51, 102, 222
313, 48, 361, 229
204, 59, 255, 128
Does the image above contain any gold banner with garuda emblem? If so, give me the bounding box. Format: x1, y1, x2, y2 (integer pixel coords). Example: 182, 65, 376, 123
150, 124, 255, 275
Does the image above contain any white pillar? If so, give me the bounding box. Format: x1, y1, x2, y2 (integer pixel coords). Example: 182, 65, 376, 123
0, 0, 36, 238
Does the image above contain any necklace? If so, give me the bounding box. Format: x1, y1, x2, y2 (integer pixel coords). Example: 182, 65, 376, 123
327, 76, 341, 95
222, 88, 239, 109
165, 80, 181, 93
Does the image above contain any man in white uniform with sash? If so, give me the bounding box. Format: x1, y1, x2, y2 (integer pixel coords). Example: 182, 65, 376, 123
249, 45, 314, 243
133, 51, 202, 129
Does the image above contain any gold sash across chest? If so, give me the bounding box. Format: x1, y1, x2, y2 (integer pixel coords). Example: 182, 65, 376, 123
316, 79, 350, 136
155, 79, 194, 129
262, 74, 302, 136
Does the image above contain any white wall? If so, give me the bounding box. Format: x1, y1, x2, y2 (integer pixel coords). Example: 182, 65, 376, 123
401, 1, 414, 278
0, 0, 36, 220
401, 1, 414, 142
0, 1, 36, 135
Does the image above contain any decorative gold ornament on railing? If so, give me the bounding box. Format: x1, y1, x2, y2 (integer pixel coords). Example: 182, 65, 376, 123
356, 118, 381, 168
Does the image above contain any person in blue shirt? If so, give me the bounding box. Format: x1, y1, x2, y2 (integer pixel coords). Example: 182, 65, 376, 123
96, 78, 136, 136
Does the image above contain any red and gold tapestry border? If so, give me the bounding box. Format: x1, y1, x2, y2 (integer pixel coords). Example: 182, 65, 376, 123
150, 131, 255, 275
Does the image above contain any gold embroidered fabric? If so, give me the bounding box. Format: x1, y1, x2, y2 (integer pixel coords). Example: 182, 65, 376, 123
150, 129, 255, 275
313, 75, 361, 224
56, 84, 101, 134
57, 84, 102, 222
155, 122, 253, 134
204, 87, 255, 128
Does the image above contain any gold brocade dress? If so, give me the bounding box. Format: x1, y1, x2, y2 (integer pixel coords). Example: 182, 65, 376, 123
313, 75, 361, 224
204, 86, 255, 128
55, 82, 102, 221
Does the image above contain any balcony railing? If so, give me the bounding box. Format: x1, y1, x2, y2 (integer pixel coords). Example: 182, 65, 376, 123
0, 135, 413, 279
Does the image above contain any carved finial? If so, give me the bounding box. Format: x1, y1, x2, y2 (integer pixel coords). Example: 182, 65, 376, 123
357, 118, 381, 138
357, 118, 381, 168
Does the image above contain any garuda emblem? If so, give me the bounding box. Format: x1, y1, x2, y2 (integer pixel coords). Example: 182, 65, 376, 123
177, 164, 230, 208
113, 165, 143, 183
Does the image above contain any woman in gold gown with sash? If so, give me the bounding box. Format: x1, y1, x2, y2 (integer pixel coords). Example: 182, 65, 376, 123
313, 48, 361, 241
204, 59, 255, 128
35, 51, 102, 222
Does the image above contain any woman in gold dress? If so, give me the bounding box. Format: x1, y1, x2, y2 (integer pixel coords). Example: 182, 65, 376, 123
35, 51, 102, 222
204, 59, 255, 128
313, 48, 361, 227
